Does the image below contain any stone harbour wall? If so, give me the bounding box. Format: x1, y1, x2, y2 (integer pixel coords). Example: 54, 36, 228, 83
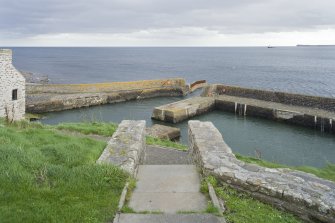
189, 120, 335, 223
26, 78, 188, 94
97, 120, 146, 176
202, 84, 335, 112
26, 78, 188, 113
0, 49, 25, 121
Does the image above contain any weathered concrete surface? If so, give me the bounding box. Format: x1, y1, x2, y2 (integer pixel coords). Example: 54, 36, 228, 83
129, 165, 207, 213
97, 120, 146, 176
146, 124, 180, 140
26, 78, 188, 113
152, 96, 215, 123
116, 214, 226, 223
189, 120, 335, 223
0, 49, 25, 121
143, 145, 192, 165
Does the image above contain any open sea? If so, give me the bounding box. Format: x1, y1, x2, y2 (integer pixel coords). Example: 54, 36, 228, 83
8, 47, 335, 167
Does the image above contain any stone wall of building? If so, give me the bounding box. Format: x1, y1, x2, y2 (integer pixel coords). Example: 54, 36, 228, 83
189, 120, 335, 223
0, 49, 25, 121
202, 84, 335, 112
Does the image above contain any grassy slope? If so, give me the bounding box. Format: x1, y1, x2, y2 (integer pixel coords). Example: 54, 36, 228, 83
56, 122, 188, 151
202, 177, 300, 223
54, 122, 335, 182
236, 154, 335, 182
0, 121, 128, 223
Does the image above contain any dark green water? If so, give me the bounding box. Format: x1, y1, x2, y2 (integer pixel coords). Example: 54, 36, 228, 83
41, 92, 335, 168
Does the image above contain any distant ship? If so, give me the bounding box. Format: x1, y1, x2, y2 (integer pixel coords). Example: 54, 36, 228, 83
267, 46, 275, 48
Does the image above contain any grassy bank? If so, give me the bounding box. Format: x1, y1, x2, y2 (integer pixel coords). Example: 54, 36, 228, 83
202, 177, 300, 223
54, 122, 335, 182
236, 154, 335, 182
0, 120, 128, 223
55, 122, 188, 151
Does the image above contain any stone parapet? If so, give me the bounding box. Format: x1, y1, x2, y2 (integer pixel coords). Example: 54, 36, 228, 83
188, 120, 335, 223
97, 120, 146, 176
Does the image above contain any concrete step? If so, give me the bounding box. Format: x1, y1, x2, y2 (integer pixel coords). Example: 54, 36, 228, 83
143, 145, 192, 165
117, 213, 226, 223
129, 165, 207, 213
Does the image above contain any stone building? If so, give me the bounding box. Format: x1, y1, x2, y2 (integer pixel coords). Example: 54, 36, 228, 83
0, 49, 25, 121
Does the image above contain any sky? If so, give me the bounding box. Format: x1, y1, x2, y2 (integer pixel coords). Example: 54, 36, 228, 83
0, 0, 335, 46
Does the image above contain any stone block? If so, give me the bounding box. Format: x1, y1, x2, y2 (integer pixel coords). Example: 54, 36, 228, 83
146, 124, 180, 140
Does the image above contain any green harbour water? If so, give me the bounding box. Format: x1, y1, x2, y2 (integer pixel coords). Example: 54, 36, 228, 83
41, 91, 335, 168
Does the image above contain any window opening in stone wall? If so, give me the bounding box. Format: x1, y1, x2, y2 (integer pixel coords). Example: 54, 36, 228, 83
12, 89, 18, 101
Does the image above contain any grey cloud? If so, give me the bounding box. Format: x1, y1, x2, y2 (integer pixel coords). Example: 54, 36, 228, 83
0, 0, 334, 37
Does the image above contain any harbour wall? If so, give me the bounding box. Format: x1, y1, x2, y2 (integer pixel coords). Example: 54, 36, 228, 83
26, 78, 188, 113
152, 84, 335, 133
202, 84, 335, 112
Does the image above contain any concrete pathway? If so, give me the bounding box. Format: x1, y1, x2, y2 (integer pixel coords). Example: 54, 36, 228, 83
144, 145, 192, 165
129, 165, 207, 213
115, 146, 226, 223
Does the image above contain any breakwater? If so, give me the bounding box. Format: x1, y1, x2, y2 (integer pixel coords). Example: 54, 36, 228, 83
26, 78, 188, 113
152, 84, 335, 133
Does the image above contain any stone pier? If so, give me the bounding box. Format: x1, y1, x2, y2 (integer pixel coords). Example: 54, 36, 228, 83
151, 97, 215, 123
152, 84, 335, 133
189, 120, 335, 223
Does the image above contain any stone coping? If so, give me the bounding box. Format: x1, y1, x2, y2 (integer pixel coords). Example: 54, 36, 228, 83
188, 120, 335, 223
97, 120, 146, 176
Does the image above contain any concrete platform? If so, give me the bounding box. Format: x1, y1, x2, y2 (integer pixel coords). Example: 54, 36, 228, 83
143, 145, 192, 165
117, 214, 226, 223
151, 97, 215, 123
128, 165, 207, 213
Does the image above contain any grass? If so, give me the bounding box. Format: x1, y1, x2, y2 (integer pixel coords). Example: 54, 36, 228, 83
0, 120, 128, 223
202, 177, 301, 223
56, 122, 118, 137
235, 154, 335, 182
54, 121, 188, 151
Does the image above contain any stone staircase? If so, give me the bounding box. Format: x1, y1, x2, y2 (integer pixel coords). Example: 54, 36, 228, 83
115, 146, 225, 223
